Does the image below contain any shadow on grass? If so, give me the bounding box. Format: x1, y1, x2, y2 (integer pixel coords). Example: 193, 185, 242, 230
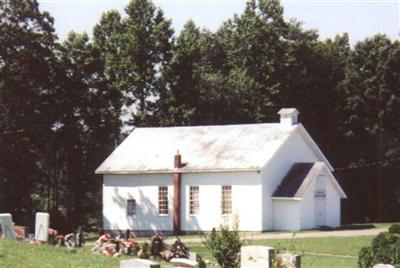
260, 223, 377, 234
320, 224, 376, 231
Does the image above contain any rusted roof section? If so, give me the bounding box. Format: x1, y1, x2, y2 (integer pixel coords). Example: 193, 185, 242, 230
272, 162, 347, 198
95, 123, 296, 174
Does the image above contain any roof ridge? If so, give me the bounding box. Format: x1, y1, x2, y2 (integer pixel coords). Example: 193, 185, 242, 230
134, 122, 280, 130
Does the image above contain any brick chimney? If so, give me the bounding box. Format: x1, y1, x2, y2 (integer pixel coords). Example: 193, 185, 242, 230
278, 108, 299, 126
173, 151, 181, 234
174, 151, 182, 168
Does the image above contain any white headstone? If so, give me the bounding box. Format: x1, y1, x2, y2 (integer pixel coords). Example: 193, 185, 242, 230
170, 258, 198, 267
120, 259, 160, 268
241, 245, 275, 268
0, 213, 16, 239
35, 212, 49, 241
189, 251, 197, 261
373, 264, 395, 268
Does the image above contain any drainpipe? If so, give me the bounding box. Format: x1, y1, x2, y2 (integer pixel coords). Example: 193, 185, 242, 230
173, 151, 182, 235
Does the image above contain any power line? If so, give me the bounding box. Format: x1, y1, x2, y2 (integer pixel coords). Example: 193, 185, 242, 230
336, 156, 400, 171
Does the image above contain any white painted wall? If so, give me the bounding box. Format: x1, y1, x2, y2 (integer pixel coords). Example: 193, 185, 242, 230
300, 180, 316, 230
261, 128, 321, 230
300, 170, 342, 229
103, 174, 173, 231
272, 199, 300, 230
181, 172, 262, 231
326, 177, 342, 228
103, 171, 262, 232
102, 126, 342, 232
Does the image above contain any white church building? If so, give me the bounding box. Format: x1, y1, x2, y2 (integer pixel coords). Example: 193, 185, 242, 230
96, 108, 346, 234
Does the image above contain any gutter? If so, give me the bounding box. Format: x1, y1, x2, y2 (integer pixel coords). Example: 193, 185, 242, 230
95, 168, 261, 175
271, 197, 302, 201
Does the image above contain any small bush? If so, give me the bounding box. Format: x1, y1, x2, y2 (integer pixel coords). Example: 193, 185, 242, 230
389, 224, 400, 235
204, 218, 243, 268
358, 247, 374, 268
358, 224, 400, 268
138, 242, 150, 259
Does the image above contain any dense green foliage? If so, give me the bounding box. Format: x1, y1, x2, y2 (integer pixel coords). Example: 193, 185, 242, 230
389, 224, 400, 235
1, 0, 400, 231
358, 225, 400, 268
204, 222, 243, 268
0, 0, 120, 231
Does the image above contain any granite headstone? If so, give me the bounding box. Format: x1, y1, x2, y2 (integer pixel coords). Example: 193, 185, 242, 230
120, 259, 160, 268
0, 213, 16, 239
35, 212, 49, 241
241, 245, 275, 268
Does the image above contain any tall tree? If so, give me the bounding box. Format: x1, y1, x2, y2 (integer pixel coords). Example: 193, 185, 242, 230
339, 35, 400, 222
342, 35, 400, 137
216, 0, 290, 122
94, 0, 174, 127
56, 31, 121, 229
0, 0, 61, 224
159, 20, 202, 125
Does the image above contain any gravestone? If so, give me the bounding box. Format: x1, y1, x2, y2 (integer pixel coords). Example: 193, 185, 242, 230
120, 259, 160, 268
373, 264, 395, 268
35, 212, 49, 241
241, 245, 275, 268
170, 258, 198, 268
276, 253, 301, 268
189, 251, 197, 261
0, 213, 16, 239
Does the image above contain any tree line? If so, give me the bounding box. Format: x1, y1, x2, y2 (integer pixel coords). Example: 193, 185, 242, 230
1, 0, 399, 232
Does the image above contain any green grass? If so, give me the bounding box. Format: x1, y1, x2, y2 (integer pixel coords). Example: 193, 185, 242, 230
301, 255, 358, 268
0, 239, 119, 268
252, 236, 374, 256
189, 236, 375, 268
0, 235, 375, 268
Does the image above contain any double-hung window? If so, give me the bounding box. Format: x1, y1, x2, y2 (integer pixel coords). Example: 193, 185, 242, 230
127, 199, 136, 216
189, 186, 200, 215
158, 186, 168, 215
221, 186, 232, 215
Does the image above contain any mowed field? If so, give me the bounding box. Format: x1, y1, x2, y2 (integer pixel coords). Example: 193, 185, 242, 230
0, 235, 373, 268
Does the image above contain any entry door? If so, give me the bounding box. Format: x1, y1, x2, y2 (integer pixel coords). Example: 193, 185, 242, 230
315, 195, 326, 227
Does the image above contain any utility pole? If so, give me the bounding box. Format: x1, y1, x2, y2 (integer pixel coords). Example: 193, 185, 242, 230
377, 132, 384, 222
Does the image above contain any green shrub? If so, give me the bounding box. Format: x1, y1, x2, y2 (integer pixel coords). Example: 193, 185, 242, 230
204, 219, 243, 268
358, 224, 400, 268
138, 242, 150, 259
389, 224, 400, 235
358, 247, 374, 268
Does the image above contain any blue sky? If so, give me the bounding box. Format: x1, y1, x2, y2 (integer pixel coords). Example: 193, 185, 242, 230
38, 0, 399, 45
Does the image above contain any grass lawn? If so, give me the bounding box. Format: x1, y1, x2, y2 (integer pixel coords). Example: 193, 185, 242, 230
190, 236, 375, 268
0, 235, 374, 268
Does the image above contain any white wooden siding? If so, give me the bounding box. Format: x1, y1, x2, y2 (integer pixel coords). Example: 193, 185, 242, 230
103, 171, 262, 232
272, 199, 300, 230
103, 174, 173, 231
300, 170, 342, 229
261, 129, 321, 230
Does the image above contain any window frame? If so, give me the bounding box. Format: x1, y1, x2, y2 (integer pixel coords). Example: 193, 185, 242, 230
189, 186, 200, 215
221, 185, 232, 215
127, 199, 136, 216
316, 175, 327, 192
158, 186, 169, 216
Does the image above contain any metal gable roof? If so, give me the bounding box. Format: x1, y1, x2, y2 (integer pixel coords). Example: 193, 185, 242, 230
272, 163, 315, 198
272, 162, 347, 199
95, 123, 297, 174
